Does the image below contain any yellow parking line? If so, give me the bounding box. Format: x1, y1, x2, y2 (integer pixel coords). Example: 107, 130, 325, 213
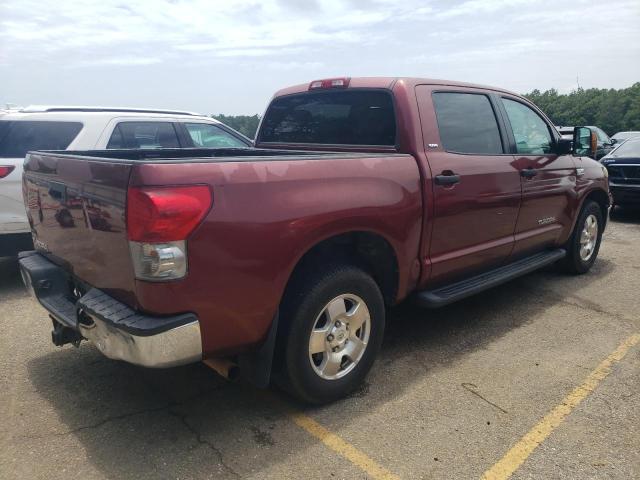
290, 411, 400, 480
481, 333, 640, 480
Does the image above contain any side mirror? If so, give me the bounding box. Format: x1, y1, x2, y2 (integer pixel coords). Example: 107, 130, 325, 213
556, 137, 572, 155
610, 138, 617, 145
572, 126, 597, 158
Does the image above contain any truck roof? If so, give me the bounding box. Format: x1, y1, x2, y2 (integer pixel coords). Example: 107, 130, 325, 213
0, 108, 218, 124
272, 77, 519, 98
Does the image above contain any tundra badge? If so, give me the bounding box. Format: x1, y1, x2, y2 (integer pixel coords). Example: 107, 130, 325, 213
537, 216, 556, 225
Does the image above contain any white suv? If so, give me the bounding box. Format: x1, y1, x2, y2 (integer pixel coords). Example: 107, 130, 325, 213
0, 106, 252, 256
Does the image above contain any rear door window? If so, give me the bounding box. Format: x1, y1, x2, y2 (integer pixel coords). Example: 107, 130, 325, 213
107, 122, 180, 149
184, 123, 248, 148
432, 92, 504, 154
502, 98, 553, 155
0, 121, 83, 158
259, 90, 396, 146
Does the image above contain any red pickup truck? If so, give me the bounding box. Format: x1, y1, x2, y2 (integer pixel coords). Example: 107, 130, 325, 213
19, 77, 610, 404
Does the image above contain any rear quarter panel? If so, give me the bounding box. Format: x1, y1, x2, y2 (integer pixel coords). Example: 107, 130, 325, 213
130, 155, 423, 356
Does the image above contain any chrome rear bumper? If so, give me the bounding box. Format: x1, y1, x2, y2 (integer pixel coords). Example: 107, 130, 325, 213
18, 251, 202, 368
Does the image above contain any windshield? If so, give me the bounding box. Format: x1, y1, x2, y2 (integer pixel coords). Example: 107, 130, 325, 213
610, 139, 640, 157
259, 90, 396, 146
0, 121, 83, 158
613, 132, 640, 141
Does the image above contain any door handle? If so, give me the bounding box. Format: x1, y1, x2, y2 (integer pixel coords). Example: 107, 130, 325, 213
520, 168, 538, 178
435, 173, 460, 185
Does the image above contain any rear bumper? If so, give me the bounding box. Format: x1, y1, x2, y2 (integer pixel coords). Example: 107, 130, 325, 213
18, 251, 202, 368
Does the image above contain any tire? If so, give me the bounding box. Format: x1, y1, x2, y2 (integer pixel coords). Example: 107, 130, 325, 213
560, 200, 603, 274
277, 264, 385, 404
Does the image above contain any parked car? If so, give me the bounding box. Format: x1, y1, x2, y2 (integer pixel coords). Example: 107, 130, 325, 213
556, 125, 615, 159
611, 131, 640, 144
0, 106, 251, 256
19, 78, 609, 404
601, 137, 640, 207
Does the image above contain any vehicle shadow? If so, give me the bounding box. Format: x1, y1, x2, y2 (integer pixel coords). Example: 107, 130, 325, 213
0, 256, 25, 298
610, 205, 640, 224
22, 258, 614, 479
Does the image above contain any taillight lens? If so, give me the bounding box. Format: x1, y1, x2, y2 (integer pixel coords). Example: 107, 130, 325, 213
126, 185, 212, 281
126, 185, 212, 242
0, 166, 15, 179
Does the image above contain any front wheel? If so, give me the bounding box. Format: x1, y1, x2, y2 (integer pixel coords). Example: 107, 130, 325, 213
278, 265, 385, 404
560, 200, 604, 274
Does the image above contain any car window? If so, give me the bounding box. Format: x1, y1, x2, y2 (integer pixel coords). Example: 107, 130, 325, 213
260, 90, 396, 146
502, 98, 553, 155
107, 122, 180, 149
431, 92, 503, 154
0, 121, 83, 158
185, 123, 247, 148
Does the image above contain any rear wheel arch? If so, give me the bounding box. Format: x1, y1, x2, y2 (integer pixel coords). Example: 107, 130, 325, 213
282, 230, 401, 307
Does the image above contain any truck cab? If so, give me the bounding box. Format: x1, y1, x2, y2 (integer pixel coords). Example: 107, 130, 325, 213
255, 77, 610, 290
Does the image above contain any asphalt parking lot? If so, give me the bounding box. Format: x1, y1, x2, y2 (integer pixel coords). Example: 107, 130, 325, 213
1, 209, 639, 480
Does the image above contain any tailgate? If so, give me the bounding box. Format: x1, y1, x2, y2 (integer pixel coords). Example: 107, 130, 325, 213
23, 152, 136, 305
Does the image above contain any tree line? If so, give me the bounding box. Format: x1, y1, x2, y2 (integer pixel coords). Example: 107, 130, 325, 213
212, 114, 261, 139
524, 83, 640, 135
214, 82, 640, 139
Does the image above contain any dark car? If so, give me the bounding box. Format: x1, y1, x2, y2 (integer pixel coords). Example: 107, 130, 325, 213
601, 138, 640, 207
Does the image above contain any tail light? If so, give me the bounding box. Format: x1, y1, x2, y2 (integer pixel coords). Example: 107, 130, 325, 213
126, 185, 212, 281
0, 166, 15, 179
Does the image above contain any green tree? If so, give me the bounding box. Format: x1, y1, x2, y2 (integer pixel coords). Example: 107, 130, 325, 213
212, 114, 261, 139
524, 83, 640, 135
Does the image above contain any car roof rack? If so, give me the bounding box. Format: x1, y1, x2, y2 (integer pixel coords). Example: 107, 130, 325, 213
20, 105, 201, 116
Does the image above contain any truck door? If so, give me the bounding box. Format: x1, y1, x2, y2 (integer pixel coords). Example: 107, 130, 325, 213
496, 96, 576, 257
416, 86, 522, 286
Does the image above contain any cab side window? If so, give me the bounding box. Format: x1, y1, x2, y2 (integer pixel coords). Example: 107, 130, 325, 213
107, 122, 180, 149
432, 92, 504, 154
502, 99, 553, 155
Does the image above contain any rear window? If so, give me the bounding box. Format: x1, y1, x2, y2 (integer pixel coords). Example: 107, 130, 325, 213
0, 121, 83, 158
259, 90, 396, 146
107, 122, 180, 149
432, 92, 503, 155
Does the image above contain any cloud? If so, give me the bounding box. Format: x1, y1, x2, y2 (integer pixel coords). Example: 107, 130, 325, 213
0, 0, 406, 67
0, 0, 638, 114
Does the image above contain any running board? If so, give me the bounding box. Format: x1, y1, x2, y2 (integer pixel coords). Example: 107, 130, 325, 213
415, 249, 566, 308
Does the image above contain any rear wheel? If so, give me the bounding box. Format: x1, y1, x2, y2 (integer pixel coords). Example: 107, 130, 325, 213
277, 265, 385, 404
560, 200, 603, 274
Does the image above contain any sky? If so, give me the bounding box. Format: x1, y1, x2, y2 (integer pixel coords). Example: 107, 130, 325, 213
1, 0, 639, 115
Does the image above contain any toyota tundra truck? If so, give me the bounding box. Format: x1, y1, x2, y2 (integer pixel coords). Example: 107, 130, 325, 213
19, 77, 610, 404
